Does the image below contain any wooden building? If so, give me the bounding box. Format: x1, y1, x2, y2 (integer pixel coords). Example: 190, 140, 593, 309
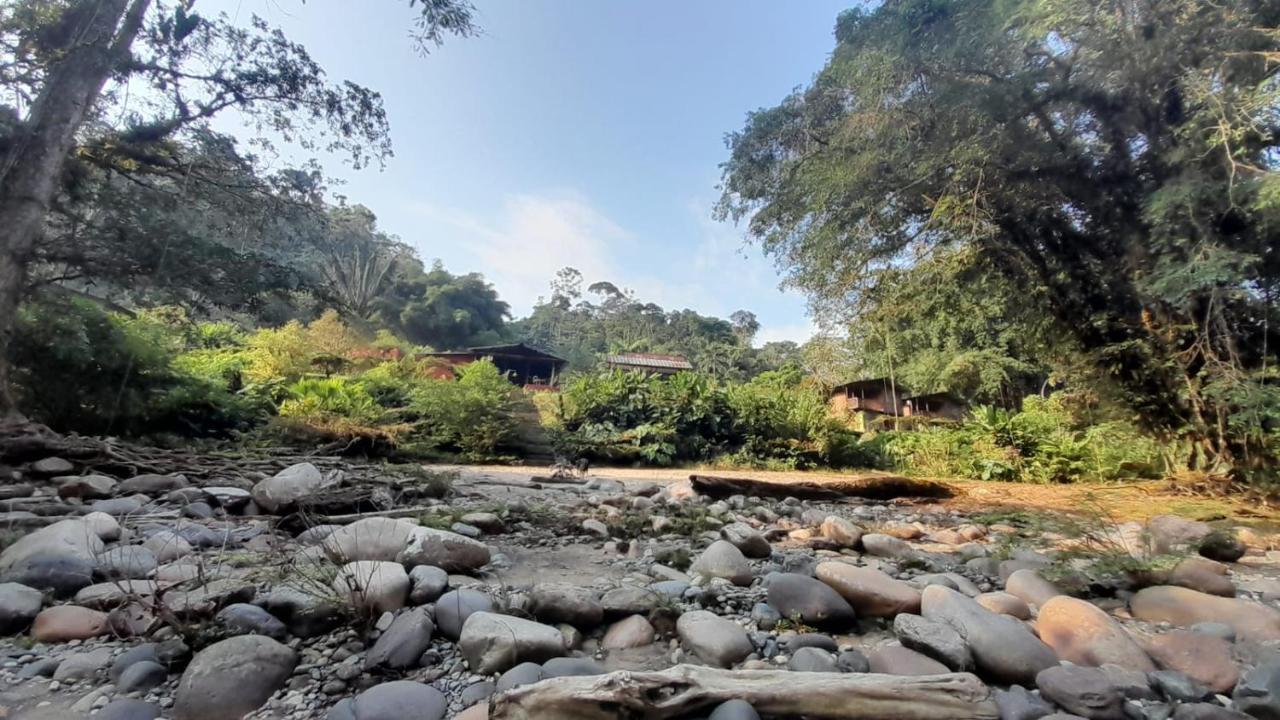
605, 352, 694, 376
419, 343, 567, 388
903, 393, 968, 421
828, 377, 904, 431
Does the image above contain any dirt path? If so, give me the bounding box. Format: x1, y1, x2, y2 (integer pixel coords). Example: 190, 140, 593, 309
431, 463, 1278, 527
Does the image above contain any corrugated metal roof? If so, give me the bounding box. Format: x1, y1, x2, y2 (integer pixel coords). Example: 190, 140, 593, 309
606, 352, 694, 370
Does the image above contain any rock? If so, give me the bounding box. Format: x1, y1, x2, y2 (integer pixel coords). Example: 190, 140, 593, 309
529, 583, 604, 628
601, 585, 661, 617
118, 660, 168, 693
751, 601, 782, 630
216, 603, 287, 639
366, 607, 435, 670
251, 463, 328, 512
397, 526, 491, 573
976, 591, 1032, 620
90, 497, 144, 516
162, 578, 255, 617
408, 565, 449, 604
52, 646, 113, 681
819, 516, 863, 548
921, 585, 1058, 685
837, 649, 871, 673
173, 635, 297, 720
1145, 629, 1238, 694
74, 579, 160, 609
1005, 570, 1062, 609
1167, 557, 1235, 597
31, 457, 75, 475
602, 614, 655, 649
111, 644, 161, 680
0, 581, 42, 633
258, 586, 344, 638
0, 518, 104, 596
95, 546, 158, 580
495, 662, 544, 692
721, 523, 771, 559
1198, 530, 1246, 563
1172, 704, 1251, 720
861, 533, 915, 559
1036, 596, 1154, 671
996, 685, 1056, 720
690, 540, 753, 586
1036, 665, 1125, 720
582, 519, 609, 537
709, 699, 761, 720
83, 510, 122, 541
321, 517, 416, 562
330, 680, 447, 720
1150, 670, 1213, 703
460, 682, 495, 706
765, 572, 857, 629
894, 613, 973, 671
677, 610, 753, 668
142, 530, 194, 562
1190, 622, 1236, 642
778, 633, 838, 654
435, 588, 495, 640
119, 473, 189, 494
1234, 658, 1280, 720
454, 705, 490, 720
30, 604, 108, 641
458, 611, 567, 674
56, 474, 117, 500
1131, 586, 1280, 640
814, 562, 921, 617
866, 644, 951, 675
96, 700, 162, 720
333, 561, 409, 614
542, 656, 606, 678
788, 646, 839, 672
1148, 515, 1213, 555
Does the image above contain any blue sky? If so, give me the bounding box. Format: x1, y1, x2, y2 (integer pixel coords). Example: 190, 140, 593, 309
206, 0, 848, 344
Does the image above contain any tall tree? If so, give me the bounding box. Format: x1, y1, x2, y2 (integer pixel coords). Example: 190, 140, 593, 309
0, 0, 479, 418
720, 0, 1280, 472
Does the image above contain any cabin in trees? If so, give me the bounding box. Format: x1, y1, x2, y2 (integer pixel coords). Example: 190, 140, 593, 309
605, 352, 694, 376
903, 393, 968, 422
828, 378, 904, 431
419, 343, 567, 389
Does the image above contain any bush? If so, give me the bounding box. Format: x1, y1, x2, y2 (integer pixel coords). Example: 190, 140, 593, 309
9, 299, 264, 436
410, 360, 520, 459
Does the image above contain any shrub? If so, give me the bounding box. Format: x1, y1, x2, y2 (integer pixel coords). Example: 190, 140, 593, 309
410, 359, 520, 459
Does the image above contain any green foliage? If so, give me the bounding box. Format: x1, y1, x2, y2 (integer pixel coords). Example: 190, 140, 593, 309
9, 298, 264, 436
554, 369, 866, 468
409, 360, 520, 459
876, 393, 1164, 482
719, 0, 1280, 477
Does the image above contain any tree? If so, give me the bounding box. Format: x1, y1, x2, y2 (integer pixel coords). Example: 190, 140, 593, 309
719, 0, 1280, 473
0, 0, 479, 418
729, 310, 760, 345
312, 205, 412, 321
376, 259, 509, 349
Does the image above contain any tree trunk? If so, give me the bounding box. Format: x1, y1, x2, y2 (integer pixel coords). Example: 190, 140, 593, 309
491, 665, 998, 720
0, 0, 151, 418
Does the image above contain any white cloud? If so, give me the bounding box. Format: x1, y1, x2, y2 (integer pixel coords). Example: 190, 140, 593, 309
411, 191, 814, 348
413, 191, 624, 313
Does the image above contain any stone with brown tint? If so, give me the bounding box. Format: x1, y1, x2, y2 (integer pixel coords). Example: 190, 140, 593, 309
1037, 596, 1154, 671
1167, 557, 1235, 597
31, 605, 109, 642
1131, 586, 1280, 641
975, 592, 1031, 620
814, 562, 920, 618
1005, 569, 1063, 609
1145, 629, 1240, 694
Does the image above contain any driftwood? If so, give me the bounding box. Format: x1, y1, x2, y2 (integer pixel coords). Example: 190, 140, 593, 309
689, 473, 955, 501
491, 666, 997, 720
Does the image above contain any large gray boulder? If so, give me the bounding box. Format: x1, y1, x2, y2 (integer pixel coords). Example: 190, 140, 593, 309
251, 463, 330, 513
408, 565, 449, 605
396, 527, 491, 573
366, 608, 434, 670
720, 523, 771, 559
765, 572, 856, 629
814, 562, 921, 618
893, 613, 972, 671
327, 680, 447, 720
172, 635, 297, 720
690, 540, 753, 586
528, 583, 604, 629
95, 546, 158, 581
320, 517, 416, 563
0, 518, 104, 596
215, 603, 287, 640
435, 588, 495, 640
921, 585, 1058, 685
1234, 658, 1280, 720
1035, 665, 1126, 720
676, 610, 753, 668
333, 561, 409, 614
0, 582, 42, 634
458, 612, 567, 674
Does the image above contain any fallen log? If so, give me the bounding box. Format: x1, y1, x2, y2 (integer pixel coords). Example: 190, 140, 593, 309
491, 665, 997, 720
689, 473, 955, 501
